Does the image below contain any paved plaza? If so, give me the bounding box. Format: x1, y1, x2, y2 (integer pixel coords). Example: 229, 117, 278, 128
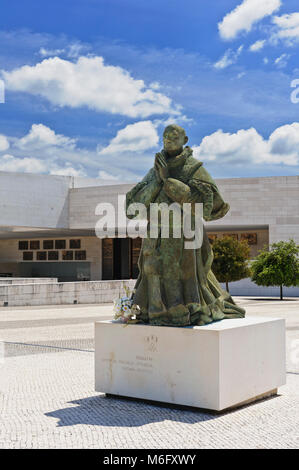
0, 297, 298, 449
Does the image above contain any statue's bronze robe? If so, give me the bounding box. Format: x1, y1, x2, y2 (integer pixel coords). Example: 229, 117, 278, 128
126, 146, 245, 326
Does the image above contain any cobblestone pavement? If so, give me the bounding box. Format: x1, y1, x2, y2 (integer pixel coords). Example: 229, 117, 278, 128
0, 298, 298, 449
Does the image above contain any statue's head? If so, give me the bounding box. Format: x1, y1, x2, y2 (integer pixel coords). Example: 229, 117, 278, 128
163, 124, 188, 154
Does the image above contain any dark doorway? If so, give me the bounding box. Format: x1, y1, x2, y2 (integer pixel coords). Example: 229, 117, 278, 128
102, 237, 142, 280
113, 238, 130, 280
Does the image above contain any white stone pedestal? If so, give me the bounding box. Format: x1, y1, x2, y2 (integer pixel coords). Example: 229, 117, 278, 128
95, 317, 286, 411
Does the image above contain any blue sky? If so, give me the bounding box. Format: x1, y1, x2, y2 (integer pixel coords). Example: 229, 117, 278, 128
1, 0, 299, 181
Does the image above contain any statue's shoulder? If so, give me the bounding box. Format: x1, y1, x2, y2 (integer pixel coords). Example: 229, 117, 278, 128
143, 167, 155, 181
188, 155, 217, 189
187, 155, 203, 169
180, 153, 202, 181
126, 167, 155, 197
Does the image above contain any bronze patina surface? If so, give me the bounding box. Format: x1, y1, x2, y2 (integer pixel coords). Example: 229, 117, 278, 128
126, 125, 245, 326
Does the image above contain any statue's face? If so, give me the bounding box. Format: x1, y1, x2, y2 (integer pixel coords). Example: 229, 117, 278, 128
163, 128, 186, 153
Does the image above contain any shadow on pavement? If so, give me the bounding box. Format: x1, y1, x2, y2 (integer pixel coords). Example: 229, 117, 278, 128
45, 392, 279, 427
45, 394, 216, 427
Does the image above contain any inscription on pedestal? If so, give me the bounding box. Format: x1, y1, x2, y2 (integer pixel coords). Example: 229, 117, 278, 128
102, 354, 155, 375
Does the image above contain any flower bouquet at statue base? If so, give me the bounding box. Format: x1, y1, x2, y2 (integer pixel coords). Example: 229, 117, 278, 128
113, 286, 140, 324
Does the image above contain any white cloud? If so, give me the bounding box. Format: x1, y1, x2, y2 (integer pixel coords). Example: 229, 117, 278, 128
98, 170, 120, 181
38, 42, 89, 59
272, 13, 299, 45
49, 165, 86, 177
0, 154, 47, 173
263, 57, 269, 64
214, 45, 244, 69
269, 122, 299, 157
154, 115, 193, 127
193, 123, 299, 166
193, 128, 266, 162
0, 134, 9, 152
67, 43, 89, 58
249, 40, 266, 52
218, 0, 281, 40
0, 123, 151, 181
274, 53, 290, 68
149, 82, 161, 90
0, 153, 86, 176
39, 47, 65, 57
0, 124, 88, 177
16, 124, 77, 150
3, 56, 180, 118
98, 121, 159, 155
1, 120, 299, 181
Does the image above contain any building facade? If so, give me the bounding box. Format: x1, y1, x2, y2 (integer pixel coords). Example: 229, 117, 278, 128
0, 171, 298, 285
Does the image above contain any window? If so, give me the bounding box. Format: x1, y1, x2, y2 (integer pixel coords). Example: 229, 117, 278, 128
75, 250, 86, 260
48, 251, 59, 260
19, 241, 29, 250
207, 234, 217, 244
55, 240, 66, 249
23, 252, 33, 261
30, 240, 40, 250
43, 240, 53, 250
223, 233, 238, 240
70, 239, 81, 249
240, 233, 257, 245
62, 251, 73, 260
37, 251, 47, 261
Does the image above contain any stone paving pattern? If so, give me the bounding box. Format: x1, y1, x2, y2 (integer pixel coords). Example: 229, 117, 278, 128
0, 299, 298, 449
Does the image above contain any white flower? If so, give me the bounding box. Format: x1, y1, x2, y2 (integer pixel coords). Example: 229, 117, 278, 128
112, 287, 136, 322
123, 309, 132, 319
113, 302, 121, 311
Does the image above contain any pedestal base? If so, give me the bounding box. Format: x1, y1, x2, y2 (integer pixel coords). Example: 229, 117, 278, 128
95, 317, 286, 411
104, 388, 278, 413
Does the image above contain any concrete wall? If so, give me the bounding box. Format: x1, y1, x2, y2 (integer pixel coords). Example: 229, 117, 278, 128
207, 228, 269, 258
221, 278, 299, 298
69, 183, 130, 231
0, 172, 298, 246
0, 171, 71, 229
0, 277, 297, 308
0, 172, 298, 298
0, 279, 136, 307
209, 175, 299, 245
0, 171, 110, 230
69, 175, 299, 245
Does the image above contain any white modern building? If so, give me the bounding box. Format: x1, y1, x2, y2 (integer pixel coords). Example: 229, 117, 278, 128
0, 170, 298, 304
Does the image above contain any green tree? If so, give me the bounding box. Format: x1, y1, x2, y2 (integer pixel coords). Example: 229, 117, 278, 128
212, 236, 251, 292
251, 239, 299, 300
